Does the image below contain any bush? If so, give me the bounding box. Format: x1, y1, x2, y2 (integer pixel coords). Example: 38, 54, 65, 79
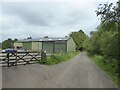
39, 52, 79, 65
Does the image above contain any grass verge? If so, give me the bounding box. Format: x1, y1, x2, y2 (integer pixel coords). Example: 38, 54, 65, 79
38, 51, 80, 65
89, 54, 119, 86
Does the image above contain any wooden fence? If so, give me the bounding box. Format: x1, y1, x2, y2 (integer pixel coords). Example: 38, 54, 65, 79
0, 51, 41, 67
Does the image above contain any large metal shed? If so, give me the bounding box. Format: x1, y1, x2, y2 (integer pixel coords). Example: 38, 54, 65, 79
14, 37, 76, 53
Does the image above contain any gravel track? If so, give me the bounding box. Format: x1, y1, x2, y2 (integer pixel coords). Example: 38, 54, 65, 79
2, 53, 117, 88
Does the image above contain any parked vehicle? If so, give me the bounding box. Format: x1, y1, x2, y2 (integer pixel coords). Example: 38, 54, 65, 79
2, 48, 17, 53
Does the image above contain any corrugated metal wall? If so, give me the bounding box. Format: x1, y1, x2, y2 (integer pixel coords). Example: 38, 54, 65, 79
14, 42, 22, 49
67, 38, 76, 52
42, 41, 67, 53
14, 37, 76, 53
42, 42, 54, 53
32, 42, 42, 51
54, 41, 66, 53
22, 42, 32, 50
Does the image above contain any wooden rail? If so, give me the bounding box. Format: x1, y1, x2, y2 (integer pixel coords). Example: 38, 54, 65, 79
0, 51, 41, 67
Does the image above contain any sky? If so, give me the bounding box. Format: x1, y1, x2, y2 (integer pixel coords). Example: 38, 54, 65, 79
0, 0, 118, 42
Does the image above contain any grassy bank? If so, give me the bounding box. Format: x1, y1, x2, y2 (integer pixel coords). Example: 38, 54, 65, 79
89, 54, 119, 86
38, 51, 80, 65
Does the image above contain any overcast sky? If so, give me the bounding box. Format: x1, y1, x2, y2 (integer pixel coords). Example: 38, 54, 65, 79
0, 0, 118, 42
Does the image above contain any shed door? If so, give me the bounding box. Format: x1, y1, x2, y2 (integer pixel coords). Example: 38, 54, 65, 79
42, 42, 54, 53
23, 42, 32, 50
54, 41, 66, 53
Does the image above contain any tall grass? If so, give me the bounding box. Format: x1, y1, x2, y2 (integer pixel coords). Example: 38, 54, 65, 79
89, 54, 119, 86
38, 52, 79, 65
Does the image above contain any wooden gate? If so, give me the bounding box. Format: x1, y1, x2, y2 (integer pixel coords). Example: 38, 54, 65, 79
0, 51, 41, 67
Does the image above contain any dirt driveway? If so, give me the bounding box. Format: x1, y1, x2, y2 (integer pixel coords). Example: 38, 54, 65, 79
2, 53, 118, 88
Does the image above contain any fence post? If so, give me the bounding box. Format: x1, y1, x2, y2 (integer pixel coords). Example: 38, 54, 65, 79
6, 53, 10, 67
41, 50, 47, 64
15, 52, 17, 66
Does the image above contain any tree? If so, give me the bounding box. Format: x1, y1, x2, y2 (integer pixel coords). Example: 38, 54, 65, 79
27, 36, 32, 39
95, 1, 119, 59
2, 38, 18, 49
44, 36, 49, 38
2, 38, 14, 49
84, 1, 119, 60
95, 1, 120, 24
14, 38, 18, 42
83, 0, 120, 79
70, 30, 87, 51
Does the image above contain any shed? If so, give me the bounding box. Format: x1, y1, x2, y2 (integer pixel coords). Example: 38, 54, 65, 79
14, 37, 76, 53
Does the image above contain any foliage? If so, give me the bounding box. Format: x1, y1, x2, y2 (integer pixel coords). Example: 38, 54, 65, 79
83, 31, 101, 55
83, 1, 120, 85
83, 1, 119, 59
95, 1, 120, 24
2, 38, 13, 49
38, 52, 79, 65
70, 30, 88, 51
2, 38, 18, 49
89, 54, 120, 86
44, 36, 49, 38
27, 36, 32, 39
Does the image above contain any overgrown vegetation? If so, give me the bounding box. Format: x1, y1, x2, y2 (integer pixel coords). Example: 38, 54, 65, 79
70, 30, 88, 51
38, 52, 79, 65
83, 1, 120, 86
2, 38, 18, 49
89, 54, 119, 86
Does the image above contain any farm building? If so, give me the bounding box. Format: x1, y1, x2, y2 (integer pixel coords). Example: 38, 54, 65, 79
14, 37, 76, 53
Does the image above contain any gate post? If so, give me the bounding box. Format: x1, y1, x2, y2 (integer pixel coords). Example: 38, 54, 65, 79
41, 50, 47, 64
6, 53, 10, 67
15, 52, 17, 66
